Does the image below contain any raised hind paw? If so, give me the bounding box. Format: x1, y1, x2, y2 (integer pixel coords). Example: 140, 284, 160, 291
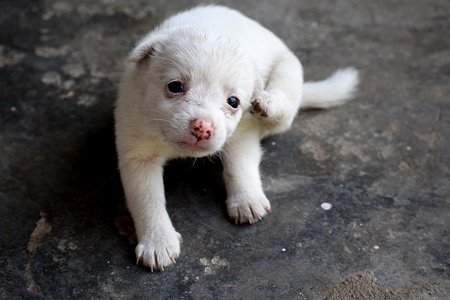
251, 90, 274, 118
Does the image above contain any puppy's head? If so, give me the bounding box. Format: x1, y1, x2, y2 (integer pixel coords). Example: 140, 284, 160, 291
128, 29, 258, 157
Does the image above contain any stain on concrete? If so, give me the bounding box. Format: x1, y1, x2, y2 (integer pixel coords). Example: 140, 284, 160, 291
24, 211, 51, 296
324, 271, 449, 300
299, 139, 332, 162
0, 45, 25, 67
200, 256, 229, 275
27, 211, 52, 253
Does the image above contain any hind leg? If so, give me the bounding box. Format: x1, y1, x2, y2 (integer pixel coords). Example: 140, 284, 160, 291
251, 52, 303, 135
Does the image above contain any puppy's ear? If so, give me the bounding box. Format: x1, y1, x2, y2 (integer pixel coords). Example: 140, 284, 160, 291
128, 32, 168, 63
128, 42, 155, 63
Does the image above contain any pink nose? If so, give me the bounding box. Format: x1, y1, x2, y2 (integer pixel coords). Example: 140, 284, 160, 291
190, 119, 214, 141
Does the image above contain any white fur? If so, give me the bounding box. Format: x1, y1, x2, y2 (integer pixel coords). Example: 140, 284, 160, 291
301, 68, 359, 109
115, 5, 359, 271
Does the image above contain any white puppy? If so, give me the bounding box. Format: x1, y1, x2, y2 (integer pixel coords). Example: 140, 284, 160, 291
115, 5, 359, 271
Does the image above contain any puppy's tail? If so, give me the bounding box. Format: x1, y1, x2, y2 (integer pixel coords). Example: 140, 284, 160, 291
301, 68, 359, 109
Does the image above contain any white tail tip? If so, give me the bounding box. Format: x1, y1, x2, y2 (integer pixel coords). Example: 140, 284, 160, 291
301, 68, 359, 109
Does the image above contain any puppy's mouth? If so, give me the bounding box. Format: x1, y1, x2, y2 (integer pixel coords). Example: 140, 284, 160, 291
177, 141, 207, 151
172, 140, 220, 157
164, 134, 217, 156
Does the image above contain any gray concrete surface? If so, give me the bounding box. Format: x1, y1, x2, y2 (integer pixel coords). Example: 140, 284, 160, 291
1, 0, 449, 299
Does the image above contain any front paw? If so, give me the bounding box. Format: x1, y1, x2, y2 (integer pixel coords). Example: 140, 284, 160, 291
226, 193, 271, 224
135, 226, 182, 272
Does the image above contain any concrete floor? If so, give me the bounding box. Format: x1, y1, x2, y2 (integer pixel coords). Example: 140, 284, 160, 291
1, 0, 449, 299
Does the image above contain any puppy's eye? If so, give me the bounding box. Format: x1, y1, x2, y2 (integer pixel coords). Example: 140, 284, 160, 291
167, 81, 185, 94
227, 96, 240, 109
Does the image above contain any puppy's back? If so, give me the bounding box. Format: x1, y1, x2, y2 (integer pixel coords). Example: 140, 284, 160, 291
150, 5, 290, 79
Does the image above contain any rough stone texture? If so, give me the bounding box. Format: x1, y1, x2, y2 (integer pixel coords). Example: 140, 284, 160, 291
1, 0, 449, 299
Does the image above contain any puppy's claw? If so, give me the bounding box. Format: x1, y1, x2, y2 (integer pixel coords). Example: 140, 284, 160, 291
252, 99, 262, 112
136, 249, 143, 266
167, 249, 177, 264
